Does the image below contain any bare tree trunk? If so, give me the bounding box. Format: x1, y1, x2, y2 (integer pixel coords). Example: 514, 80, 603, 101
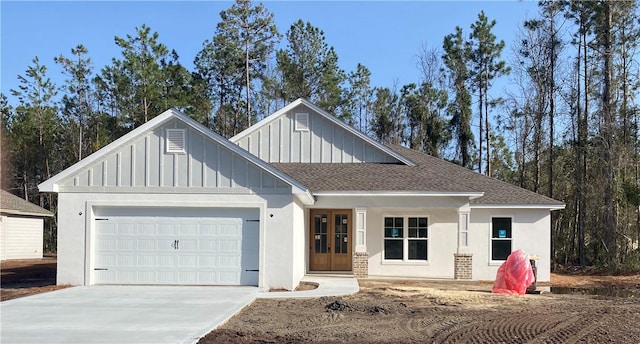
601, 1, 617, 270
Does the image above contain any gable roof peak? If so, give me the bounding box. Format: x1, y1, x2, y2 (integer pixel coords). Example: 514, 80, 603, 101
230, 99, 416, 167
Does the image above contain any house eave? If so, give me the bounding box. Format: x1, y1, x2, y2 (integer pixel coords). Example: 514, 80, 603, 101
1, 210, 54, 217
470, 204, 566, 210
313, 191, 485, 198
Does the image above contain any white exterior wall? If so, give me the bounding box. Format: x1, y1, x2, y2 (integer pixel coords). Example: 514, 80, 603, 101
0, 215, 44, 260
313, 195, 469, 279
366, 208, 458, 278
56, 192, 299, 289
291, 199, 306, 288
469, 208, 551, 282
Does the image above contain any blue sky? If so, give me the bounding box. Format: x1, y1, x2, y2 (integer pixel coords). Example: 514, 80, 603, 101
1, 0, 540, 106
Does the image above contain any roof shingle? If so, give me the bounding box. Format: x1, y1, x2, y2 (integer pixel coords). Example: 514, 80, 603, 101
271, 144, 564, 207
1, 190, 54, 217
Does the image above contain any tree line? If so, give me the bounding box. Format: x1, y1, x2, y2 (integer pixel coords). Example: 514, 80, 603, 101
1, 0, 639, 271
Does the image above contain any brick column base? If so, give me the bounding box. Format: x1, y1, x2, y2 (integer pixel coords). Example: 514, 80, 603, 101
353, 252, 369, 278
454, 253, 473, 280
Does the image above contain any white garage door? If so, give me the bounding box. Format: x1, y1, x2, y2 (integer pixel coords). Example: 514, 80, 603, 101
93, 207, 259, 286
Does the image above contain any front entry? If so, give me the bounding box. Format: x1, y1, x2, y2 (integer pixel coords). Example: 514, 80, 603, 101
309, 209, 352, 271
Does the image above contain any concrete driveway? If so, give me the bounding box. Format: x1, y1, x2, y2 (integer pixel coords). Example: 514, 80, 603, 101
1, 285, 261, 344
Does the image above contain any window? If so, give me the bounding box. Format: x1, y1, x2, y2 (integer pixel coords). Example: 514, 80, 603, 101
294, 113, 309, 131
491, 217, 512, 261
166, 129, 185, 153
383, 216, 428, 261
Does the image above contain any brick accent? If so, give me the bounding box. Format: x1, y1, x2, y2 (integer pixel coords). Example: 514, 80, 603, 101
454, 253, 473, 280
352, 252, 369, 278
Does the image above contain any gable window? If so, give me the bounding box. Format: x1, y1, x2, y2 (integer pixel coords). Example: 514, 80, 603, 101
166, 129, 186, 153
294, 113, 309, 131
383, 216, 428, 261
491, 217, 512, 261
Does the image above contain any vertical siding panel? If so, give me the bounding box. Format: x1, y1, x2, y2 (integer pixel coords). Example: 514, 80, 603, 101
272, 123, 278, 162
102, 161, 107, 186
191, 131, 203, 187
87, 169, 92, 186
158, 128, 164, 187
282, 116, 291, 163
200, 135, 206, 187
205, 140, 218, 188
219, 146, 232, 188
322, 120, 331, 162
332, 125, 340, 163
116, 152, 121, 186
134, 136, 146, 187
106, 155, 117, 186
232, 155, 248, 188
248, 163, 260, 188
119, 147, 131, 187
93, 164, 103, 187
343, 131, 353, 162
130, 144, 135, 186
262, 172, 274, 188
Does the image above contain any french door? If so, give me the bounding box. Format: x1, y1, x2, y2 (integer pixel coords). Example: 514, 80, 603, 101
309, 209, 352, 271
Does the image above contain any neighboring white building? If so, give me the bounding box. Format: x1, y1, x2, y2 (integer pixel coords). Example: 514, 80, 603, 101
1, 190, 53, 260
39, 99, 564, 290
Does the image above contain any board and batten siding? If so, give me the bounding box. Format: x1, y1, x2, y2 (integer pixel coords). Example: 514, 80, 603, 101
0, 216, 44, 260
58, 119, 290, 193
236, 104, 399, 163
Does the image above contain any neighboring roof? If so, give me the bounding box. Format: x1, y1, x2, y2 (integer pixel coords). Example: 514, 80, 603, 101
38, 108, 313, 203
230, 98, 416, 167
1, 190, 54, 217
271, 144, 565, 208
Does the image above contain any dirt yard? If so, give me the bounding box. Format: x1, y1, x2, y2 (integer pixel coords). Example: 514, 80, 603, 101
200, 277, 640, 344
3, 260, 640, 343
1, 257, 70, 301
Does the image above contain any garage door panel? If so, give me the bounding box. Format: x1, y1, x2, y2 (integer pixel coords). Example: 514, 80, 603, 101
94, 208, 259, 286
137, 239, 156, 251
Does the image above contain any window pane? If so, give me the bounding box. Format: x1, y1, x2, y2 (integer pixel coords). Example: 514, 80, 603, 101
492, 240, 511, 260
492, 218, 512, 238
408, 240, 427, 260
384, 217, 394, 227
384, 217, 403, 238
408, 217, 428, 238
384, 240, 403, 259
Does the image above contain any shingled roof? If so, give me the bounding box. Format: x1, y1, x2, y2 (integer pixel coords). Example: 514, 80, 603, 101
1, 190, 54, 217
271, 144, 564, 207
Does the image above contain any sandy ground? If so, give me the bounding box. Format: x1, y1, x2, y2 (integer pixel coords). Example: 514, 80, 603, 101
200, 277, 640, 344
1, 258, 70, 301
3, 259, 640, 343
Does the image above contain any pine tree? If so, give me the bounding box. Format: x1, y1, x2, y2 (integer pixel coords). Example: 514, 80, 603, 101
469, 11, 510, 176
275, 20, 346, 115
443, 27, 473, 168
55, 44, 94, 162
215, 0, 280, 125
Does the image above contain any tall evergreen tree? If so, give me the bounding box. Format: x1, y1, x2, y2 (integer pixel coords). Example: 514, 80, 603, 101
55, 44, 94, 162
275, 20, 346, 115
469, 11, 510, 176
215, 0, 280, 125
345, 63, 372, 134
443, 27, 474, 168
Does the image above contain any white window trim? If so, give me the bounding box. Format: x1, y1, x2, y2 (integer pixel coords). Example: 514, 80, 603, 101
165, 129, 186, 154
381, 214, 429, 264
294, 113, 309, 131
489, 216, 513, 265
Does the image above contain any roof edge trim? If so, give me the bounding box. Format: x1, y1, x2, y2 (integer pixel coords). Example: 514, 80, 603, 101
313, 191, 485, 197
470, 204, 566, 210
